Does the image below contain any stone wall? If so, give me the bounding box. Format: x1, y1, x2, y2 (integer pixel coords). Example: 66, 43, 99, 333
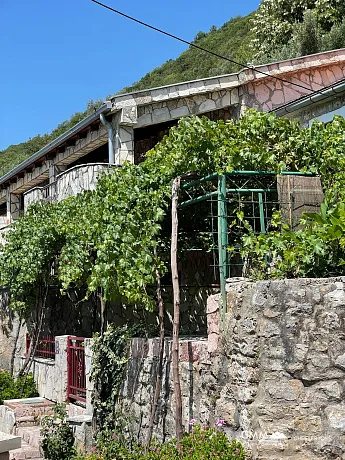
241, 59, 345, 114
0, 291, 26, 372
117, 277, 345, 459
23, 163, 111, 210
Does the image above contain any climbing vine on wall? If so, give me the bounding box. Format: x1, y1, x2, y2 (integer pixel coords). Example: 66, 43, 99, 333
91, 325, 132, 433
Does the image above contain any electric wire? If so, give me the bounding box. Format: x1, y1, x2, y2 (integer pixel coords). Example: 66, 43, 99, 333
90, 0, 330, 98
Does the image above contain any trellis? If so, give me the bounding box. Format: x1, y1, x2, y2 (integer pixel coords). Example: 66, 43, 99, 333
179, 171, 323, 321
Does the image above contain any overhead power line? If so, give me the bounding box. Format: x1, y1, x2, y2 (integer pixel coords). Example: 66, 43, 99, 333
90, 0, 329, 98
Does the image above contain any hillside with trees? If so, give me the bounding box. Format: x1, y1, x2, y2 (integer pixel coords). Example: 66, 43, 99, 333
1, 0, 345, 178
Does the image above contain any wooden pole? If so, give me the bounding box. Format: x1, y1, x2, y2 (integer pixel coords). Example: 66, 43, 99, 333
146, 251, 165, 448
171, 176, 184, 442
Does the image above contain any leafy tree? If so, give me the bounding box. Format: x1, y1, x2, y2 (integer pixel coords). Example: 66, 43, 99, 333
252, 0, 345, 59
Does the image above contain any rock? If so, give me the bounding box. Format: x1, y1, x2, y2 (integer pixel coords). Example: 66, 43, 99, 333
325, 405, 345, 430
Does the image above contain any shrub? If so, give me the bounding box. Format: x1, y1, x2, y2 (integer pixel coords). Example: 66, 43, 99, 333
0, 370, 38, 404
41, 404, 76, 460
78, 422, 245, 459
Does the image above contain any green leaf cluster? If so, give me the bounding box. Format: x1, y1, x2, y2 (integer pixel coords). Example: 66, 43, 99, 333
0, 370, 38, 404
252, 0, 345, 61
41, 404, 76, 460
76, 424, 245, 460
242, 200, 345, 279
91, 325, 132, 432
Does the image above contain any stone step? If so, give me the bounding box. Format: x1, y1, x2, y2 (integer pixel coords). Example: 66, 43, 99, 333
9, 439, 43, 460
15, 416, 38, 427
15, 427, 42, 449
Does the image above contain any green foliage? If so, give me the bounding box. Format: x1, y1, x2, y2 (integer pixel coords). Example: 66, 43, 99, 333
41, 404, 76, 460
91, 325, 132, 432
0, 203, 62, 312
242, 200, 345, 279
0, 370, 38, 404
77, 424, 245, 459
3, 110, 345, 318
252, 0, 345, 61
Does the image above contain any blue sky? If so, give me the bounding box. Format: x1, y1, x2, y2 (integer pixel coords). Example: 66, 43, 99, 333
0, 0, 260, 150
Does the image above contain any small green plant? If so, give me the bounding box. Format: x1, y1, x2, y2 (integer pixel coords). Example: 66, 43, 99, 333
161, 421, 245, 460
0, 370, 38, 404
91, 325, 132, 433
41, 403, 76, 460
76, 421, 245, 459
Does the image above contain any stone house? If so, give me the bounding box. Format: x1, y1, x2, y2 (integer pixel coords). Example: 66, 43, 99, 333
0, 47, 345, 367
1, 48, 345, 460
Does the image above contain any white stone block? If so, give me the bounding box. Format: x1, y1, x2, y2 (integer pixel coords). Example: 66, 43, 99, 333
152, 107, 170, 123
199, 99, 216, 112
0, 432, 21, 453
170, 106, 190, 119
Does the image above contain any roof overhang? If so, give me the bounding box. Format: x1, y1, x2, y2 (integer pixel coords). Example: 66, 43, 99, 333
0, 102, 112, 187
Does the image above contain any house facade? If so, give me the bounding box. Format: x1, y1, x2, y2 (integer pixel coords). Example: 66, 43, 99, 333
0, 48, 344, 235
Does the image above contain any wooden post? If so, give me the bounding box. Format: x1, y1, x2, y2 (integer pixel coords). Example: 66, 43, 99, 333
171, 176, 184, 442
146, 251, 165, 448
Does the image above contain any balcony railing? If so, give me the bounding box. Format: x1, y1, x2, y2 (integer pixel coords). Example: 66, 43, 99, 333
24, 163, 112, 211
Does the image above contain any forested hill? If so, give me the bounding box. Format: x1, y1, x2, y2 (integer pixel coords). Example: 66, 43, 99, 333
122, 14, 254, 92
0, 13, 254, 178
2, 0, 345, 177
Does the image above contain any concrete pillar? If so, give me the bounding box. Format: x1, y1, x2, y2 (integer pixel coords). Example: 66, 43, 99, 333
117, 126, 134, 164
84, 338, 93, 416
49, 162, 67, 184
54, 335, 70, 403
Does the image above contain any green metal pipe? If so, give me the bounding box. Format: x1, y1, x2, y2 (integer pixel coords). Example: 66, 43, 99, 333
226, 170, 276, 176
258, 193, 266, 234
180, 188, 277, 208
218, 175, 228, 322
182, 173, 218, 190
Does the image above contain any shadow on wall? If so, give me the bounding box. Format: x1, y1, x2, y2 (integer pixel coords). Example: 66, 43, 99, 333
27, 285, 212, 339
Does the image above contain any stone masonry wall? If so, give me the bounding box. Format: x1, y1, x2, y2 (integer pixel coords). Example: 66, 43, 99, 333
0, 291, 26, 372
117, 277, 345, 460
23, 163, 110, 211
223, 277, 345, 460
241, 61, 345, 113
